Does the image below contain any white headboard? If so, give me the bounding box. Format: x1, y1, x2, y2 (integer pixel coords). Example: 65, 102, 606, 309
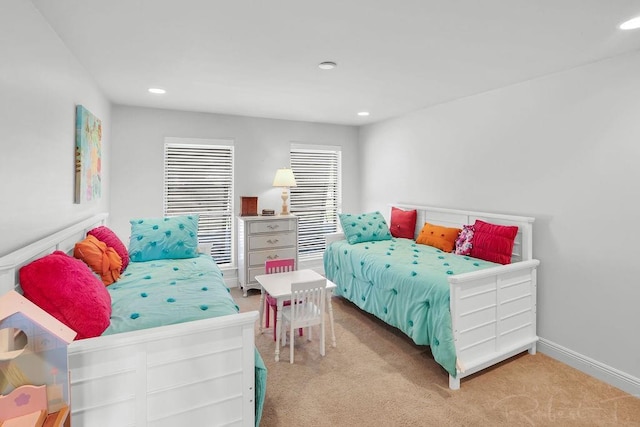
391, 204, 535, 263
0, 213, 109, 295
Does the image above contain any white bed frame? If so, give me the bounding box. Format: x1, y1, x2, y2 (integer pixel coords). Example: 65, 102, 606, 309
327, 204, 540, 390
0, 214, 258, 426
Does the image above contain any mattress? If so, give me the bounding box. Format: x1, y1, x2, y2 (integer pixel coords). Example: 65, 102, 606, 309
103, 254, 266, 424
324, 237, 497, 376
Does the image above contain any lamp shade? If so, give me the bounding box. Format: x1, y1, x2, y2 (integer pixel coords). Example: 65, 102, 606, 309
272, 168, 297, 187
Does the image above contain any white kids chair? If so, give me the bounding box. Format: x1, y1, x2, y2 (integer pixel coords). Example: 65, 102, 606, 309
280, 278, 327, 364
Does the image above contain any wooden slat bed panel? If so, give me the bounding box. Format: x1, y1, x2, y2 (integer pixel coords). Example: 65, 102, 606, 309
393, 204, 534, 262
68, 313, 257, 426
449, 260, 538, 389
0, 213, 109, 294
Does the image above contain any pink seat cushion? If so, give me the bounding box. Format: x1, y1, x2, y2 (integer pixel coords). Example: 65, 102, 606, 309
87, 226, 129, 273
266, 294, 291, 307
19, 251, 112, 339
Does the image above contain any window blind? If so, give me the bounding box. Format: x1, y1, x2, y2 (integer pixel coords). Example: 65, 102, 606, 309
164, 141, 234, 265
289, 146, 341, 260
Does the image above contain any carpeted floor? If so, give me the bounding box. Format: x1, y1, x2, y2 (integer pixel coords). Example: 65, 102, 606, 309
232, 287, 640, 426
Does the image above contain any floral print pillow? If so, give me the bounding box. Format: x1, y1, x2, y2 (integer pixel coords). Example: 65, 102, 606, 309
454, 224, 474, 256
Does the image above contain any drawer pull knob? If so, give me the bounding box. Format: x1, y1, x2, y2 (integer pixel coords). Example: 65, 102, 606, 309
267, 254, 280, 260
266, 239, 279, 244
267, 224, 280, 230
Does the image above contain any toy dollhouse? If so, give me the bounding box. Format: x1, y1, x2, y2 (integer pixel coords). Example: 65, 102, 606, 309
0, 291, 76, 426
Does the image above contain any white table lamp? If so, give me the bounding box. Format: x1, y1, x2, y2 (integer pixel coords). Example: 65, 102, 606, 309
272, 168, 297, 215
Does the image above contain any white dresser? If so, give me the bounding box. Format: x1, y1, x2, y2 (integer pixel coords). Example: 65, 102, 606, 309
237, 215, 298, 296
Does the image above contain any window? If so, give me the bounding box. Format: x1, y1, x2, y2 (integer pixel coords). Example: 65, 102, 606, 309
164, 138, 234, 265
289, 144, 342, 260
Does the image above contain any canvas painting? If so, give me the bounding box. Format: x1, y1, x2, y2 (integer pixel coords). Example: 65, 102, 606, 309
75, 105, 102, 203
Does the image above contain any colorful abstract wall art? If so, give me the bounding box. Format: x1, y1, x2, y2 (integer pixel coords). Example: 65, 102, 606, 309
74, 105, 102, 203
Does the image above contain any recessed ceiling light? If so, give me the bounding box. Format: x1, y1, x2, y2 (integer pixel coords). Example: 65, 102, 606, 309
357, 111, 370, 117
318, 61, 337, 70
620, 16, 640, 30
148, 88, 166, 94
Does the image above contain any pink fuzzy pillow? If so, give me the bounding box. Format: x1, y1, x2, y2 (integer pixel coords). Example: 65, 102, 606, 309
19, 251, 112, 339
470, 220, 518, 265
87, 226, 129, 273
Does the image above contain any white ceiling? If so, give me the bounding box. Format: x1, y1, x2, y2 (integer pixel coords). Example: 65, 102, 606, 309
32, 0, 640, 126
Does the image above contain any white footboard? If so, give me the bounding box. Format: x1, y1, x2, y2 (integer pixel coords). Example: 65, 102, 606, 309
68, 311, 258, 427
448, 259, 540, 389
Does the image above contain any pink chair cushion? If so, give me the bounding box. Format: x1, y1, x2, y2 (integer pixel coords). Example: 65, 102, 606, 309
266, 294, 291, 307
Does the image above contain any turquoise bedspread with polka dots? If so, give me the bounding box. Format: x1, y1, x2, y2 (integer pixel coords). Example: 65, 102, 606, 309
103, 254, 238, 334
323, 238, 498, 377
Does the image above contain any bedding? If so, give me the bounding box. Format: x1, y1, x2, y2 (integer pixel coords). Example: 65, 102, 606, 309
19, 251, 112, 340
104, 254, 236, 334
128, 214, 199, 262
415, 222, 461, 252
74, 234, 122, 285
324, 237, 498, 376
389, 206, 417, 239
454, 224, 474, 255
87, 225, 130, 272
102, 253, 267, 424
338, 211, 392, 244
470, 219, 518, 264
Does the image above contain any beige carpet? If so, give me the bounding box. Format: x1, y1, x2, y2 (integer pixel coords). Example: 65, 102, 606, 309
232, 288, 640, 426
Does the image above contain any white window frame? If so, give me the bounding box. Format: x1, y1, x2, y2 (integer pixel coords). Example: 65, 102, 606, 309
289, 143, 342, 261
164, 137, 234, 266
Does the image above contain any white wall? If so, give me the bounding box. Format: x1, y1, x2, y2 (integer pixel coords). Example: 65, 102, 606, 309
0, 0, 111, 257
110, 105, 359, 257
359, 51, 640, 393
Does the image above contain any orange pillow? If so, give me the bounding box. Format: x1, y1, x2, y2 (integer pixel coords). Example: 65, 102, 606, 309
74, 235, 122, 285
416, 222, 461, 252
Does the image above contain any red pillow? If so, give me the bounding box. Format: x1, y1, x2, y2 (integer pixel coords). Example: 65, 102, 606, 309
389, 207, 417, 239
19, 251, 112, 339
470, 220, 518, 265
87, 226, 129, 272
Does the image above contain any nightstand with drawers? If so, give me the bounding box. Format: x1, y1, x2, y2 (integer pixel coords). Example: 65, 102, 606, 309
237, 215, 298, 296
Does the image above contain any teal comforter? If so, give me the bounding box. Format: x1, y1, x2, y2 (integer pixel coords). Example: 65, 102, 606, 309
103, 254, 266, 425
324, 238, 497, 377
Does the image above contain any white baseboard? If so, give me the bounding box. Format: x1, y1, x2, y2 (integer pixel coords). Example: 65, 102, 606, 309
538, 338, 639, 397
